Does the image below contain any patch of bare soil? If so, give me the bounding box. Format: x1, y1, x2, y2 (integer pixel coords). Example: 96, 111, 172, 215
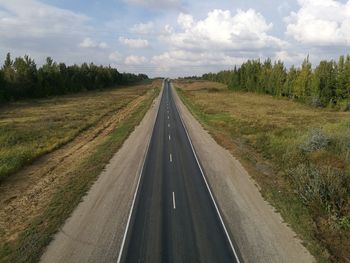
0, 94, 146, 245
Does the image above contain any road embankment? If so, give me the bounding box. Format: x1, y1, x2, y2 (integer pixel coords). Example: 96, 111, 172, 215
172, 84, 314, 263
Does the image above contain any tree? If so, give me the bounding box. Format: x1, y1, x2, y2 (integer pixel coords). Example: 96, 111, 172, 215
312, 60, 337, 106
344, 55, 350, 104
269, 61, 286, 96
258, 58, 272, 94
283, 66, 297, 98
12, 55, 37, 98
0, 70, 5, 101
294, 56, 312, 99
2, 53, 15, 83
335, 55, 348, 101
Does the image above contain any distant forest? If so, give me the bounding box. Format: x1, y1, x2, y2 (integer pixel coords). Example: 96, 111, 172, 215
0, 53, 148, 102
203, 55, 350, 110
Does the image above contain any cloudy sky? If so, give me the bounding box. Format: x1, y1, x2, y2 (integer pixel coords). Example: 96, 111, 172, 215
1, 0, 350, 77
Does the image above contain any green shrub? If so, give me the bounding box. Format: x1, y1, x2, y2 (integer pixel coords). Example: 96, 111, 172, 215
289, 164, 349, 215
300, 128, 330, 152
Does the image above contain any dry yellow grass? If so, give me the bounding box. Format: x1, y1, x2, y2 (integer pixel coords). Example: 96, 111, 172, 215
176, 79, 350, 262
175, 80, 349, 131
0, 83, 157, 181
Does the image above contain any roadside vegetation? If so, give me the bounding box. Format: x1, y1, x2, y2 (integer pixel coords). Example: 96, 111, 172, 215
203, 55, 350, 111
0, 82, 160, 262
0, 53, 148, 102
0, 84, 151, 182
175, 80, 350, 262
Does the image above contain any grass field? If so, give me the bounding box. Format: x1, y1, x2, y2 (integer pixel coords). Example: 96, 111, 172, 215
0, 81, 160, 262
175, 80, 350, 262
0, 83, 154, 182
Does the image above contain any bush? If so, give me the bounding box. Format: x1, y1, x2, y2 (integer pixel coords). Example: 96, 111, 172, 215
339, 216, 350, 230
300, 128, 329, 152
310, 96, 325, 108
345, 102, 350, 112
289, 163, 349, 215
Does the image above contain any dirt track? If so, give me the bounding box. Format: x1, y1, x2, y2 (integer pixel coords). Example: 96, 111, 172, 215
172, 85, 314, 262
39, 88, 162, 262
0, 92, 149, 247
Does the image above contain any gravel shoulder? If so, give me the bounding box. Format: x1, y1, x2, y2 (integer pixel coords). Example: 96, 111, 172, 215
172, 85, 314, 263
40, 88, 162, 263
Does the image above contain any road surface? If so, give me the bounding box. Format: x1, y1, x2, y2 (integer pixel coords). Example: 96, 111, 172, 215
119, 80, 241, 263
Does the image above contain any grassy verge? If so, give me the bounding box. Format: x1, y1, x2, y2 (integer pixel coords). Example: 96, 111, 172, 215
0, 82, 153, 182
175, 80, 350, 262
0, 87, 159, 263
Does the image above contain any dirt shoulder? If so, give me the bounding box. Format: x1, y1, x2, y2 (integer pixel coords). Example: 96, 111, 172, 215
0, 84, 160, 262
39, 86, 162, 262
172, 84, 314, 262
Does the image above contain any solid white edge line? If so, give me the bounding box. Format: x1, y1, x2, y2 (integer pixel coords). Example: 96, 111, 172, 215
172, 192, 176, 209
116, 80, 165, 263
170, 83, 241, 263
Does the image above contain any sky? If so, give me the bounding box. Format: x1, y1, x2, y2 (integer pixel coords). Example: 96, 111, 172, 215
1, 0, 350, 77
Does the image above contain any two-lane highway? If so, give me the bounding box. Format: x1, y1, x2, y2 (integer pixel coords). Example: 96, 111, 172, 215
119, 80, 241, 263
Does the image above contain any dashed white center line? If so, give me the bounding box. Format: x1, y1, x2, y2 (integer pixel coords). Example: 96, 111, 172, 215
172, 192, 176, 210
168, 124, 170, 128
168, 116, 169, 119
169, 135, 171, 141
169, 153, 172, 162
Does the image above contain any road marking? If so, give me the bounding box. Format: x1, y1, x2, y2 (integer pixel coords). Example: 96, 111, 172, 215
169, 153, 172, 162
173, 92, 242, 263
167, 116, 169, 119
168, 124, 170, 128
172, 192, 176, 209
116, 78, 163, 263
169, 134, 171, 141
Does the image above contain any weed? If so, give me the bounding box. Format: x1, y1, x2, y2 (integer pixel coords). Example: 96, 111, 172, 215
300, 128, 330, 153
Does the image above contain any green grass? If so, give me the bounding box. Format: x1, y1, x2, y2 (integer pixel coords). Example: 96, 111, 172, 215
176, 80, 350, 262
0, 87, 159, 263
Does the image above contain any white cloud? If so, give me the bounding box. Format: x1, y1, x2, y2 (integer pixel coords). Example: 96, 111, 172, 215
124, 0, 181, 10
0, 0, 89, 39
119, 37, 149, 48
177, 13, 194, 29
162, 9, 286, 52
109, 51, 121, 62
151, 50, 247, 68
285, 0, 350, 46
130, 22, 154, 34
278, 2, 291, 15
79, 37, 107, 49
0, 0, 103, 64
274, 50, 306, 64
148, 8, 288, 76
124, 55, 147, 65
164, 24, 174, 34
150, 49, 249, 76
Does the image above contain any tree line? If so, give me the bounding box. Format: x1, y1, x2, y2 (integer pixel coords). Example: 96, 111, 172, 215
203, 56, 350, 109
0, 53, 148, 102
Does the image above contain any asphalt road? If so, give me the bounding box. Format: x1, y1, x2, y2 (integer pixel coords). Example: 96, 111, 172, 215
119, 80, 241, 263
